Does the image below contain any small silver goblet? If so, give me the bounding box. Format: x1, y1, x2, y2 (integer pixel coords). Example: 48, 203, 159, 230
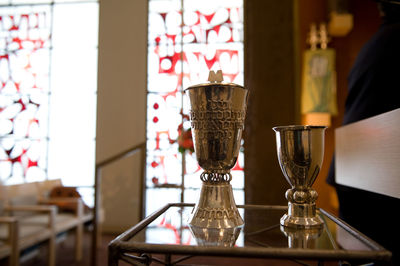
273, 125, 327, 228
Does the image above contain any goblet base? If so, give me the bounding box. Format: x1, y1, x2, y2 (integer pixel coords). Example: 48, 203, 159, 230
280, 202, 324, 229
280, 225, 323, 248
189, 182, 244, 228
189, 225, 241, 247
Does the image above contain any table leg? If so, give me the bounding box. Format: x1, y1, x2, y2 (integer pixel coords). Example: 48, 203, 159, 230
165, 254, 171, 266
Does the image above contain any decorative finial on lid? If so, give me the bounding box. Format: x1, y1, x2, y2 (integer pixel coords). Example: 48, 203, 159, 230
319, 23, 330, 50
208, 70, 224, 83
307, 23, 319, 51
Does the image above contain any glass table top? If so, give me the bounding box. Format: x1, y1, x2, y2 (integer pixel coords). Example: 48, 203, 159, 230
110, 203, 391, 263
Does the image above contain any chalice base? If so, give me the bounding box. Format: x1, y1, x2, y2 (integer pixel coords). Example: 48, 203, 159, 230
280, 225, 323, 248
189, 225, 241, 247
189, 182, 244, 228
280, 202, 324, 229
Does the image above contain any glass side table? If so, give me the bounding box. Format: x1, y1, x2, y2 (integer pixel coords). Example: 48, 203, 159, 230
108, 203, 391, 266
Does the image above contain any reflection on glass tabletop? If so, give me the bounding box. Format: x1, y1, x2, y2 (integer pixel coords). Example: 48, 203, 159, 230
110, 203, 391, 263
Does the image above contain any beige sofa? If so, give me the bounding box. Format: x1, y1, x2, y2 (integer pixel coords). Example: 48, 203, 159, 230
0, 179, 93, 266
0, 216, 18, 266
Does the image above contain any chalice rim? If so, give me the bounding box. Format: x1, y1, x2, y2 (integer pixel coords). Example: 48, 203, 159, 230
184, 82, 247, 92
273, 125, 327, 132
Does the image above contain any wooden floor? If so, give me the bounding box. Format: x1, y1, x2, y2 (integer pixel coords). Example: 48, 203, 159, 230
0, 230, 340, 266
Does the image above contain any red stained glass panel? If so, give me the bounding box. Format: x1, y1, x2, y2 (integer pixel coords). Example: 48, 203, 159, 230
0, 9, 50, 183
147, 0, 244, 216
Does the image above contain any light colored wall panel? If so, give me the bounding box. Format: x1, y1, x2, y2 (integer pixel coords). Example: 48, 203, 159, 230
100, 150, 142, 233
96, 0, 147, 163
335, 108, 400, 199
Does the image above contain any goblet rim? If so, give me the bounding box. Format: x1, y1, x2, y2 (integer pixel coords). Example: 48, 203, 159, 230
272, 125, 327, 132
184, 82, 247, 93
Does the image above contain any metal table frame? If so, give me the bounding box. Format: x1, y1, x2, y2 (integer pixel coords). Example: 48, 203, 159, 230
108, 203, 392, 266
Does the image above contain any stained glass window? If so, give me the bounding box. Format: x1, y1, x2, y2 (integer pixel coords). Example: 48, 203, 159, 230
0, 5, 51, 184
146, 0, 244, 224
0, 1, 98, 207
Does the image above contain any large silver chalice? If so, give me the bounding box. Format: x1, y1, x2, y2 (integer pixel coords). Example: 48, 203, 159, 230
185, 70, 248, 229
273, 125, 327, 228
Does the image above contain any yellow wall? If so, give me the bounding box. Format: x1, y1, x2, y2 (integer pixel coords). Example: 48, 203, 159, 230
298, 0, 381, 215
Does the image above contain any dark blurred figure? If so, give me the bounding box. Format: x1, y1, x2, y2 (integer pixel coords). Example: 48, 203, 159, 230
327, 0, 400, 265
